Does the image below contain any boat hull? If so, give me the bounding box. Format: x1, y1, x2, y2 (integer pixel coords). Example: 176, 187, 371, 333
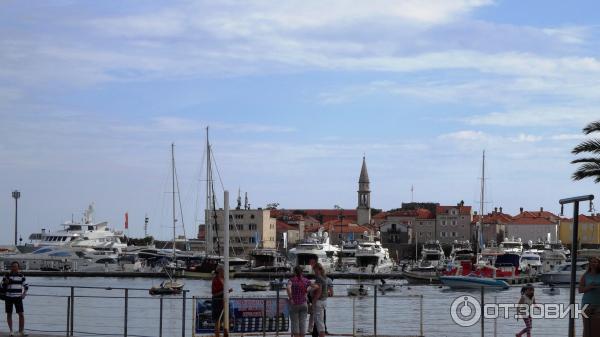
402, 270, 440, 285
439, 276, 510, 289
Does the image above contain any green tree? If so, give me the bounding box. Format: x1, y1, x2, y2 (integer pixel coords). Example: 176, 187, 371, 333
572, 121, 600, 182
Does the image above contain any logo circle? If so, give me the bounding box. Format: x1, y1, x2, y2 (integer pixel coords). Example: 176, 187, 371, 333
450, 295, 481, 327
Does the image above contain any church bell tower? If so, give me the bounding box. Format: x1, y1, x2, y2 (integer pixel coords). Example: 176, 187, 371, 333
357, 156, 371, 225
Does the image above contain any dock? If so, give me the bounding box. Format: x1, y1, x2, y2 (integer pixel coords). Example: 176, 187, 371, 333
17, 270, 406, 280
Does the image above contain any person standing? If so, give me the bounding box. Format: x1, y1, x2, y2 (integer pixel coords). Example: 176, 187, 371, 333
3, 261, 28, 337
580, 257, 600, 337
516, 284, 536, 337
311, 263, 328, 337
211, 266, 231, 337
287, 266, 312, 337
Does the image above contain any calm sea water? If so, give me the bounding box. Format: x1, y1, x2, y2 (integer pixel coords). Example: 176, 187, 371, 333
2, 276, 584, 337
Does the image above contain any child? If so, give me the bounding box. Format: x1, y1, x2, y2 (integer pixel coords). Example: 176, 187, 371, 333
516, 284, 536, 337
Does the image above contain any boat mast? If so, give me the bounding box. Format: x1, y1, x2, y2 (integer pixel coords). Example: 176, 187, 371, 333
205, 127, 214, 254
478, 150, 485, 259
172, 143, 176, 259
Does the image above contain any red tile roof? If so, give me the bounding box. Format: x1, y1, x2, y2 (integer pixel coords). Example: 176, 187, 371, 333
305, 223, 370, 234
436, 205, 472, 216
276, 220, 297, 231
472, 212, 513, 225
380, 208, 435, 219
514, 210, 558, 220
509, 217, 555, 225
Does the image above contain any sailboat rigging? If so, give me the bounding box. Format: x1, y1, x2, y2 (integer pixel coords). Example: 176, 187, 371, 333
149, 143, 185, 295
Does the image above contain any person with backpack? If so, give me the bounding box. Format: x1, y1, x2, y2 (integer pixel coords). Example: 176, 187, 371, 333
3, 261, 29, 337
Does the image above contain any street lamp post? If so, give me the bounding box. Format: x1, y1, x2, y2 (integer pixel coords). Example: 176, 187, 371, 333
12, 190, 21, 247
559, 194, 594, 337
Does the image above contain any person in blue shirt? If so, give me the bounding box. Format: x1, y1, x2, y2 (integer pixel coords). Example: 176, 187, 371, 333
579, 257, 600, 337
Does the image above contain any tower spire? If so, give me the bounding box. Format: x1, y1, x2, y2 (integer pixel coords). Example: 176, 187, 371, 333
357, 156, 371, 225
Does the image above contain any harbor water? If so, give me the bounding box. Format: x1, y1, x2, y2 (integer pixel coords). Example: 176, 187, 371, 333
1, 276, 585, 337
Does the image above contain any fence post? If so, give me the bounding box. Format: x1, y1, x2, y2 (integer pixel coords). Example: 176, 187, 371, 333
159, 296, 164, 337
419, 295, 424, 337
276, 285, 280, 336
124, 288, 129, 337
182, 290, 187, 337
263, 299, 267, 337
493, 295, 497, 337
69, 286, 74, 337
66, 296, 70, 337
480, 286, 484, 337
352, 297, 356, 337
373, 284, 378, 337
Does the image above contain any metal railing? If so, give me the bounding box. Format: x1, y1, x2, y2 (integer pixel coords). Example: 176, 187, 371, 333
21, 284, 189, 337
10, 281, 585, 337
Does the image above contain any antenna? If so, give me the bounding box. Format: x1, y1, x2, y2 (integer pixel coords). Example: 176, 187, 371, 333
237, 188, 242, 210
144, 214, 149, 238
411, 185, 414, 202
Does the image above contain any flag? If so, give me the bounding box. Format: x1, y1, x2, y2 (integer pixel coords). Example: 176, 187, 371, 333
125, 212, 129, 229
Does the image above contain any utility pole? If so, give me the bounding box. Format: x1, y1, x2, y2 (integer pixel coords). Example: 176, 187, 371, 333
12, 190, 21, 246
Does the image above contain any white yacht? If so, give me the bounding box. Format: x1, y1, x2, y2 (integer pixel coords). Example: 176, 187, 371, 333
417, 240, 446, 269
541, 261, 589, 284
526, 240, 567, 272
337, 241, 358, 270
287, 230, 338, 273
348, 232, 394, 274
0, 246, 141, 272
449, 240, 474, 266
520, 250, 542, 274
499, 237, 523, 255
29, 203, 126, 254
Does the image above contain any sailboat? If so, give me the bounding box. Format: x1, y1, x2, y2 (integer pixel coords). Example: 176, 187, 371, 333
440, 151, 510, 290
150, 143, 185, 295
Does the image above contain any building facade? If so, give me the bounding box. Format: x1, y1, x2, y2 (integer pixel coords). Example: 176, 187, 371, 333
206, 208, 277, 255
435, 203, 473, 244
559, 214, 600, 247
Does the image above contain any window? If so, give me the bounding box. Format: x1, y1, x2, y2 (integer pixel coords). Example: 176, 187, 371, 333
229, 225, 234, 230
451, 232, 458, 237
452, 220, 457, 226
236, 224, 243, 230
249, 224, 257, 230
440, 231, 447, 238
249, 237, 255, 243
235, 214, 244, 219
442, 220, 447, 226
250, 215, 255, 219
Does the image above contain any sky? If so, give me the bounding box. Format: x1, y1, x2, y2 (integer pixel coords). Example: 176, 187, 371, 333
1, 0, 600, 243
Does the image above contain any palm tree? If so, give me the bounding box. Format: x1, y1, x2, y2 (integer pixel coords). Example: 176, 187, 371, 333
572, 121, 600, 182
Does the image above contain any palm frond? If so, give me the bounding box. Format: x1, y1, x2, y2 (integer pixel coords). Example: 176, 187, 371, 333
571, 139, 600, 155
571, 163, 600, 181
583, 121, 600, 135
571, 157, 600, 164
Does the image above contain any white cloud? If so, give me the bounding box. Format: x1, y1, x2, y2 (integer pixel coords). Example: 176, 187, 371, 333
467, 107, 599, 127
542, 26, 588, 44
439, 130, 488, 141
551, 134, 587, 141
111, 117, 296, 134
510, 133, 543, 143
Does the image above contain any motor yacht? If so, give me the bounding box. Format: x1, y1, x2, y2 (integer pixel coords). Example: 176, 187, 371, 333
28, 203, 126, 254
348, 232, 394, 274
499, 237, 523, 255
287, 230, 338, 273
